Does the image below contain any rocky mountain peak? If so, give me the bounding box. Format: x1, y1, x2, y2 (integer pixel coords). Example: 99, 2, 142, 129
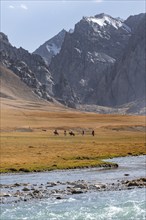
0, 32, 11, 46
124, 13, 145, 31
49, 13, 145, 109
83, 13, 131, 32
33, 29, 67, 65
74, 13, 132, 44
58, 29, 66, 36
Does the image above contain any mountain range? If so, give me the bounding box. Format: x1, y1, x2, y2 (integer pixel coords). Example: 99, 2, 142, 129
0, 13, 145, 115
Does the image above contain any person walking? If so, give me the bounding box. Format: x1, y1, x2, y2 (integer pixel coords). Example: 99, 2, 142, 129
82, 130, 85, 136
92, 130, 95, 136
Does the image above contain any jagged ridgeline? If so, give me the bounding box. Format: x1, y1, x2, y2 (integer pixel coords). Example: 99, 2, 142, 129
34, 29, 67, 66
0, 32, 54, 102
0, 13, 145, 114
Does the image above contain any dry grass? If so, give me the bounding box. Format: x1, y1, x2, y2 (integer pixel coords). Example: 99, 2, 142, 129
1, 65, 145, 172
1, 103, 146, 172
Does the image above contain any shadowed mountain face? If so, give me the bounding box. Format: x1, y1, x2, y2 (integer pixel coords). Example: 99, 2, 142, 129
124, 13, 145, 31
0, 32, 54, 102
92, 14, 146, 107
107, 14, 146, 106
49, 13, 145, 107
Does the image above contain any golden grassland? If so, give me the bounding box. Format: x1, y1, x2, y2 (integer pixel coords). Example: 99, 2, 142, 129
0, 101, 146, 172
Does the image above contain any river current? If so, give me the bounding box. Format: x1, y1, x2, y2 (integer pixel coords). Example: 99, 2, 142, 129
0, 156, 146, 220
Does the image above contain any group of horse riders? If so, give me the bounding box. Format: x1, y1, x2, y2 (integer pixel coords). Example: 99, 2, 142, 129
54, 129, 95, 136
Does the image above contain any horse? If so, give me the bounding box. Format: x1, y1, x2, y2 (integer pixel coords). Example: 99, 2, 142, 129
69, 131, 75, 136
54, 130, 59, 135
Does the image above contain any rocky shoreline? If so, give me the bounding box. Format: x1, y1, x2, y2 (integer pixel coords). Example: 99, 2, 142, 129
0, 178, 146, 204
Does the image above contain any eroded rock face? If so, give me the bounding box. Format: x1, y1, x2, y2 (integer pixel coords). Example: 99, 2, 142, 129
94, 14, 145, 107
124, 13, 145, 32
0, 32, 54, 101
49, 13, 145, 109
49, 13, 140, 106
107, 14, 146, 106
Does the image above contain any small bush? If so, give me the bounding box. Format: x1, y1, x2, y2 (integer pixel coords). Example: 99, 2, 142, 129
19, 168, 30, 172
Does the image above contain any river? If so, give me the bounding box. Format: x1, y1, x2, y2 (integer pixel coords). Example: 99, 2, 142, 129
0, 156, 146, 220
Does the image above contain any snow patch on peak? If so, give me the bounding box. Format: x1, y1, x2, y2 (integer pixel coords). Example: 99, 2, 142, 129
86, 15, 123, 29
85, 14, 131, 32
46, 43, 61, 55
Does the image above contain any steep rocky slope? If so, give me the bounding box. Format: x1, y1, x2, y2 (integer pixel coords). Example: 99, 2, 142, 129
109, 14, 146, 106
49, 13, 143, 106
94, 14, 146, 107
34, 29, 66, 66
0, 32, 54, 101
0, 64, 42, 102
48, 13, 145, 109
